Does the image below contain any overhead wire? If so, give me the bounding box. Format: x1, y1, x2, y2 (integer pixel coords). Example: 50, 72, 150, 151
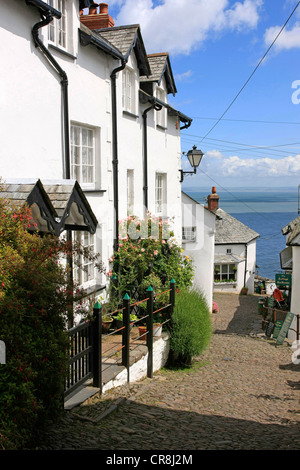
184, 134, 300, 156
198, 1, 300, 144
191, 117, 300, 125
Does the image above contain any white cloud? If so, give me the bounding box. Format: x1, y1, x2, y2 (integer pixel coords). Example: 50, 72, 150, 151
113, 0, 263, 55
264, 22, 300, 51
202, 149, 300, 177
174, 70, 193, 81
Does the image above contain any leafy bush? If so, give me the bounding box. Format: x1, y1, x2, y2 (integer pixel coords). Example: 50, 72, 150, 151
0, 194, 100, 449
169, 288, 212, 367
108, 214, 194, 308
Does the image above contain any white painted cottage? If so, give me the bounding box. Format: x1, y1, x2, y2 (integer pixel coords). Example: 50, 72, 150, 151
0, 0, 193, 313
181, 192, 216, 312
206, 188, 259, 295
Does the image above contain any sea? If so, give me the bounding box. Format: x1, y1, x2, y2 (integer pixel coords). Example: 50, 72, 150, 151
184, 187, 299, 280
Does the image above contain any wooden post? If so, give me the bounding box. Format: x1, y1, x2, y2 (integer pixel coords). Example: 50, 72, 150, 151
92, 301, 102, 394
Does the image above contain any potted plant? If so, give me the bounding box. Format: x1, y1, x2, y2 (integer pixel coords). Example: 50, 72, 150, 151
241, 286, 248, 295
138, 323, 162, 340
102, 314, 113, 333
113, 312, 138, 332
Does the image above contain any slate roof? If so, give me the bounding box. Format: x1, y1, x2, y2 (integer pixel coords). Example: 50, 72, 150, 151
282, 215, 300, 246
93, 24, 151, 76
79, 23, 123, 59
215, 253, 245, 264
214, 208, 259, 245
140, 53, 177, 95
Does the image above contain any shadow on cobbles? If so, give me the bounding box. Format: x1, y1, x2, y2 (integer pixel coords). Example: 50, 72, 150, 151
38, 396, 300, 450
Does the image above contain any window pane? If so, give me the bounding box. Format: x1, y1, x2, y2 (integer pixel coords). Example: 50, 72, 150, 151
82, 147, 87, 165
71, 124, 95, 183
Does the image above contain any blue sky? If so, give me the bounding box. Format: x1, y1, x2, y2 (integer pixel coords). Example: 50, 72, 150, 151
105, 0, 300, 190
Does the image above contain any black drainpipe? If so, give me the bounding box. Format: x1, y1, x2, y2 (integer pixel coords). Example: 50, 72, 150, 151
30, 8, 71, 179
27, 1, 73, 323
111, 60, 126, 253
142, 102, 162, 212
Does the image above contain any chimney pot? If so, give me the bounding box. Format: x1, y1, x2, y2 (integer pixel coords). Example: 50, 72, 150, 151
207, 187, 219, 211
80, 2, 115, 28
100, 3, 108, 14
89, 4, 99, 15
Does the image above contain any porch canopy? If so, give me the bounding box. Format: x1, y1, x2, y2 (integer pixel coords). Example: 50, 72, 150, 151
214, 253, 245, 264
1, 178, 97, 236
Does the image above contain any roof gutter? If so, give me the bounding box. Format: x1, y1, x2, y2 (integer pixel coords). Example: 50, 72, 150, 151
26, 0, 71, 180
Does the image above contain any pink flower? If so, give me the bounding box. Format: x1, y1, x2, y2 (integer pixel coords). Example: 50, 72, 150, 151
141, 248, 145, 252
154, 250, 158, 256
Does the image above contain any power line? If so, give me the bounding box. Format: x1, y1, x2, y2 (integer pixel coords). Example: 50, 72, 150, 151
199, 1, 300, 143
192, 117, 300, 125
182, 134, 300, 156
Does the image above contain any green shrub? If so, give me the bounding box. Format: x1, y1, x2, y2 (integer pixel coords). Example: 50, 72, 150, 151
0, 195, 101, 449
169, 288, 212, 367
108, 214, 194, 308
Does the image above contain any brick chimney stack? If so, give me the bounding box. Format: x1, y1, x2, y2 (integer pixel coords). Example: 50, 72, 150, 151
207, 186, 219, 211
80, 3, 115, 29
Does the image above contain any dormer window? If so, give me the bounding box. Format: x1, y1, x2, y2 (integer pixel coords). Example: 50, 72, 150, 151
156, 87, 167, 128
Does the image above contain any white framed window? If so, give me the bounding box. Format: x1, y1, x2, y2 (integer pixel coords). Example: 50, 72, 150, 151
214, 264, 236, 282
155, 173, 167, 215
122, 67, 136, 114
71, 124, 95, 184
127, 169, 134, 215
156, 87, 167, 128
182, 226, 196, 242
73, 231, 95, 285
48, 0, 67, 49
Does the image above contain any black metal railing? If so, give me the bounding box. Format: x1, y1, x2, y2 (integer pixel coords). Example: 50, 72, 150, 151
65, 319, 93, 398
65, 279, 176, 399
96, 278, 176, 394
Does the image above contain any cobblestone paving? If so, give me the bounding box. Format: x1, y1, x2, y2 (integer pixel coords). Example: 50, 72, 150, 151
36, 293, 300, 451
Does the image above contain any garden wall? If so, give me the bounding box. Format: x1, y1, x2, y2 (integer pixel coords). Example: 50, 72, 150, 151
102, 333, 170, 393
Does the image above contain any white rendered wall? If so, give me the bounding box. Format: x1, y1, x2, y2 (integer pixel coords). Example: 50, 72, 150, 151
182, 193, 215, 311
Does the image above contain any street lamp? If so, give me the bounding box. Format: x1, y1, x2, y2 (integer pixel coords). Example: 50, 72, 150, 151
179, 145, 204, 183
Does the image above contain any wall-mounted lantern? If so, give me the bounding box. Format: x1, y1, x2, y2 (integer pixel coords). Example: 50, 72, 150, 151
179, 145, 204, 183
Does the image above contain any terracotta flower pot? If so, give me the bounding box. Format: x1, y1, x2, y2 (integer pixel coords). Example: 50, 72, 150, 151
138, 324, 162, 340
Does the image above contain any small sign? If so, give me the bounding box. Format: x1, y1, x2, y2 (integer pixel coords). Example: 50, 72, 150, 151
272, 320, 283, 339
276, 312, 295, 345
275, 273, 292, 288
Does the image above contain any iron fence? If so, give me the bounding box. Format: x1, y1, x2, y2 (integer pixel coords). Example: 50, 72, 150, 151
65, 279, 176, 399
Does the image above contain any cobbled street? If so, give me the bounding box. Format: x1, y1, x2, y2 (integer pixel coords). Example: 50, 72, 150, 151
37, 293, 300, 451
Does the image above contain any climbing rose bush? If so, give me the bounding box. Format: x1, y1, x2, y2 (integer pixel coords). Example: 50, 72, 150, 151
108, 214, 194, 307
0, 194, 101, 449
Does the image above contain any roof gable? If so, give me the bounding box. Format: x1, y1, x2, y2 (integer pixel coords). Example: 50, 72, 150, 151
1, 179, 97, 236
140, 53, 177, 95
282, 215, 300, 246
94, 25, 151, 76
